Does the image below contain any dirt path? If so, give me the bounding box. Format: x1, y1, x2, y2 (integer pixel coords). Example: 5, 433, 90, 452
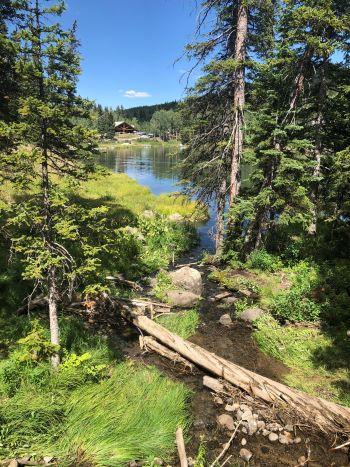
126, 258, 350, 467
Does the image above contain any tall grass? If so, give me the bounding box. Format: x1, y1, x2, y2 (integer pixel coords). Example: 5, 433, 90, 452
59, 362, 191, 466
156, 309, 200, 339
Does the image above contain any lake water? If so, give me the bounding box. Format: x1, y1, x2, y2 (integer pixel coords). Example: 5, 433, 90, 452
98, 145, 216, 252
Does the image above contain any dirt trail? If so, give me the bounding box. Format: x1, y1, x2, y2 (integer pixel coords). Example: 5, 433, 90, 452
127, 257, 350, 467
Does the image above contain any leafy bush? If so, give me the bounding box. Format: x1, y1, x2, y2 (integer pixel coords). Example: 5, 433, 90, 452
246, 249, 282, 272
271, 288, 321, 322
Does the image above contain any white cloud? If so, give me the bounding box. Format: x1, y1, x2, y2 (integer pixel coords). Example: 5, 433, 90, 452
123, 89, 151, 98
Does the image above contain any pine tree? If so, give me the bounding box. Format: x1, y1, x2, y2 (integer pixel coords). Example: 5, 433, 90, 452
3, 0, 98, 367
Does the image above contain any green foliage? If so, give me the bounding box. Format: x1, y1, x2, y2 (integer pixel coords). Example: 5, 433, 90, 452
153, 270, 174, 301
156, 309, 200, 339
246, 249, 282, 272
59, 362, 191, 466
208, 269, 260, 297
271, 288, 321, 322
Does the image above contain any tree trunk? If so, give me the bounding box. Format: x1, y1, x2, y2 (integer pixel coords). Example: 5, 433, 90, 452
308, 59, 327, 236
229, 0, 248, 207
122, 306, 350, 433
215, 177, 227, 255
48, 266, 60, 368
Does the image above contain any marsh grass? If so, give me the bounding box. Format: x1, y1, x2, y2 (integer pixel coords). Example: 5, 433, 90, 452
59, 362, 191, 466
156, 309, 200, 339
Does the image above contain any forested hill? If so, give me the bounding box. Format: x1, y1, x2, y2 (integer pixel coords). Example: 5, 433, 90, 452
122, 101, 178, 122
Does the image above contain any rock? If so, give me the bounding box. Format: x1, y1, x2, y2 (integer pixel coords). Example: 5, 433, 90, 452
268, 432, 279, 442
8, 461, 18, 467
236, 409, 243, 421
240, 404, 250, 412
187, 457, 194, 467
253, 413, 259, 419
262, 429, 270, 437
279, 434, 291, 445
217, 414, 235, 431
214, 291, 233, 301
241, 409, 253, 421
293, 437, 302, 444
225, 404, 235, 412
214, 396, 224, 405
240, 307, 265, 323
266, 422, 282, 432
248, 419, 258, 435
169, 266, 203, 295
239, 448, 253, 462
168, 213, 184, 222
143, 210, 155, 218
298, 456, 307, 465
153, 458, 163, 466
219, 314, 232, 326
222, 295, 239, 305
241, 438, 247, 446
241, 427, 248, 434
166, 290, 200, 307
129, 462, 138, 467
284, 424, 294, 432
257, 420, 266, 430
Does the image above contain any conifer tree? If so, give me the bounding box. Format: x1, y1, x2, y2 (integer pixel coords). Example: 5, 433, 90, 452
2, 0, 98, 367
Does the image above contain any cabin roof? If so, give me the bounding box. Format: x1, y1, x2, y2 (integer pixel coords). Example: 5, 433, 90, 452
114, 121, 135, 128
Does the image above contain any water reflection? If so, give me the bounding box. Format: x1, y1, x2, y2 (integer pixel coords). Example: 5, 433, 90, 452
98, 145, 216, 252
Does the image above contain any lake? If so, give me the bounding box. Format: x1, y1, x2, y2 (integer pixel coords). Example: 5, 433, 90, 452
98, 145, 216, 252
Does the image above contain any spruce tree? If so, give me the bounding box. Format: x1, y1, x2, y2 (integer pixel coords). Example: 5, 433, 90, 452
2, 0, 98, 367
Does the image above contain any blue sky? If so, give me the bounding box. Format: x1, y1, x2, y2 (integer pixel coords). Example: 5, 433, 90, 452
61, 0, 200, 108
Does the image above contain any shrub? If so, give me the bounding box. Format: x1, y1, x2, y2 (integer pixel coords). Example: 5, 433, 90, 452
271, 288, 321, 322
246, 249, 282, 272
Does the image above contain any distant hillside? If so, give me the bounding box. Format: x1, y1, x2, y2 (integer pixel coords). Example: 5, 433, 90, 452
122, 101, 178, 122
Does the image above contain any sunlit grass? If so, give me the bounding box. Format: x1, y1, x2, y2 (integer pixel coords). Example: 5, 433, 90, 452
156, 309, 200, 339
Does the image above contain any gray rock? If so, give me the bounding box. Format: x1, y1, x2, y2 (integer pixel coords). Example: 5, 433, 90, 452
239, 448, 253, 462
240, 307, 265, 323
294, 437, 302, 444
241, 438, 247, 446
225, 404, 235, 412
214, 291, 233, 301
214, 396, 224, 405
236, 409, 243, 421
169, 266, 203, 295
219, 314, 232, 326
240, 404, 250, 412
266, 422, 282, 432
284, 424, 294, 432
257, 420, 266, 431
166, 290, 200, 307
248, 419, 258, 435
268, 432, 279, 442
168, 213, 184, 222
217, 414, 235, 431
279, 434, 290, 445
222, 295, 239, 305
241, 409, 253, 421
262, 429, 270, 437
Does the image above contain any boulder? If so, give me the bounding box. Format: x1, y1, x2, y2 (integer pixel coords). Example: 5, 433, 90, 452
219, 314, 232, 326
240, 307, 265, 323
217, 414, 235, 431
222, 295, 239, 305
169, 266, 203, 296
168, 213, 184, 222
166, 290, 200, 307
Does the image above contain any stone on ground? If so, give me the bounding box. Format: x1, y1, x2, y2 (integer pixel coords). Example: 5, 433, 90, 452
169, 266, 203, 295
217, 414, 235, 431
219, 314, 232, 326
168, 212, 184, 222
166, 290, 200, 307
240, 307, 265, 323
268, 432, 279, 442
239, 448, 253, 462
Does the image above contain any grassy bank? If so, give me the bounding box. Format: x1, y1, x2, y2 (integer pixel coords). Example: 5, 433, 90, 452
99, 139, 183, 151
0, 171, 201, 465
209, 251, 350, 407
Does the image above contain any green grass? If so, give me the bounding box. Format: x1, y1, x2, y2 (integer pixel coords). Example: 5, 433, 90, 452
254, 314, 350, 406
0, 317, 192, 465
59, 362, 190, 466
81, 172, 206, 221
156, 309, 200, 339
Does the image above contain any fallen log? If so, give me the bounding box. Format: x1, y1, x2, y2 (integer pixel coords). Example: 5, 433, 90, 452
175, 427, 188, 467
140, 336, 194, 372
121, 305, 350, 434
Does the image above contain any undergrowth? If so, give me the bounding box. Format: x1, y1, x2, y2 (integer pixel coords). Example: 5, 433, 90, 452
156, 309, 200, 339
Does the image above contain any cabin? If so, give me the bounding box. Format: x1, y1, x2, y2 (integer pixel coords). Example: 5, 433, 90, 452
114, 121, 136, 134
